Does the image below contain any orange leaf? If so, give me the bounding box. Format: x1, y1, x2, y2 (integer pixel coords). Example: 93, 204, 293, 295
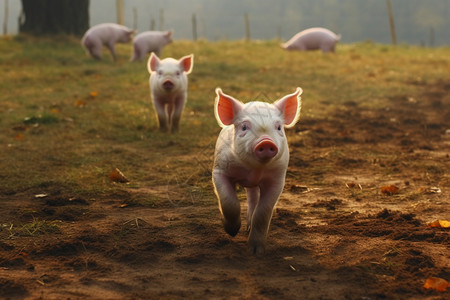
74, 99, 87, 107
109, 168, 129, 183
15, 133, 24, 140
381, 185, 399, 195
89, 91, 98, 99
423, 277, 449, 292
426, 220, 450, 228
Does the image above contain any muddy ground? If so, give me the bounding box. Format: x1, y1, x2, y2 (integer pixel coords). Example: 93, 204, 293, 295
1, 79, 449, 299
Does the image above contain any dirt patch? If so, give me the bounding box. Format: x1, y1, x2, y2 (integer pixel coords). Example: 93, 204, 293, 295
1, 64, 449, 299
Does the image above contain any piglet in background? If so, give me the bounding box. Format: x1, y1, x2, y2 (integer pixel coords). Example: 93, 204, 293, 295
282, 27, 341, 53
81, 23, 135, 61
131, 30, 173, 62
147, 53, 194, 132
212, 87, 303, 255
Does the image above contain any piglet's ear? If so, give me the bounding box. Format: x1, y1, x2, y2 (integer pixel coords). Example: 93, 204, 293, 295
179, 54, 194, 74
147, 52, 160, 74
274, 87, 303, 128
214, 88, 243, 128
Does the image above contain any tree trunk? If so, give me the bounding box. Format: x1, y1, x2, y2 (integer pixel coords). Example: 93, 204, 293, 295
20, 0, 89, 36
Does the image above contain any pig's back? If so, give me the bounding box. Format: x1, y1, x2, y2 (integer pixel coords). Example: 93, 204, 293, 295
134, 32, 165, 47
286, 27, 339, 48
134, 31, 161, 41
84, 23, 127, 43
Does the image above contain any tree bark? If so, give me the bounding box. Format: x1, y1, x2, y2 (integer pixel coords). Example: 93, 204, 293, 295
20, 0, 89, 36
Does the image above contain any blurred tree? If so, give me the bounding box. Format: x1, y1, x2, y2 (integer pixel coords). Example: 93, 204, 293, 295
19, 0, 89, 35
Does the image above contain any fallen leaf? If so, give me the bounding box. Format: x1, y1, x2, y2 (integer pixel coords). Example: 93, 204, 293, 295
89, 91, 98, 99
345, 182, 362, 189
15, 133, 24, 140
290, 184, 309, 193
426, 220, 450, 228
381, 185, 399, 195
418, 187, 442, 194
74, 99, 87, 107
12, 125, 28, 131
423, 277, 449, 292
429, 187, 441, 193
109, 168, 129, 183
34, 194, 48, 198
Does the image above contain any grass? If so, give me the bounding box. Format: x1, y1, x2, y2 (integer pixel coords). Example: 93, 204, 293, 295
1, 35, 449, 201
2, 218, 61, 238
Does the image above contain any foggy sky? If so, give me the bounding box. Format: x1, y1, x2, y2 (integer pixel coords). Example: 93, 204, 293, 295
2, 0, 449, 46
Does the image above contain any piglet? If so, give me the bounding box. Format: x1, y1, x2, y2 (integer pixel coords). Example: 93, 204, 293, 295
147, 53, 194, 132
212, 87, 303, 254
282, 27, 341, 53
131, 30, 173, 62
81, 23, 135, 61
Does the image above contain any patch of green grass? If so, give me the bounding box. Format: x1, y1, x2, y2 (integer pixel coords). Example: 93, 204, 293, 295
2, 218, 61, 238
20, 218, 61, 236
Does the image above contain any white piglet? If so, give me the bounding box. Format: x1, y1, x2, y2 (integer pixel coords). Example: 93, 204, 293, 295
147, 53, 194, 132
282, 27, 340, 53
81, 23, 135, 61
131, 30, 173, 62
212, 87, 303, 255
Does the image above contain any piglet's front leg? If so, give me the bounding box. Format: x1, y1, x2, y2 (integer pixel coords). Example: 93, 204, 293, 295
212, 172, 241, 237
153, 100, 169, 132
248, 180, 284, 255
170, 96, 186, 133
246, 187, 259, 231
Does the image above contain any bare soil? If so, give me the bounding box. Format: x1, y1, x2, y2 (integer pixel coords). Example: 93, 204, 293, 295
1, 80, 449, 299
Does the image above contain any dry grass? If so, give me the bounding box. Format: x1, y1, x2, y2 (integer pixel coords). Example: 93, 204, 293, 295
1, 35, 449, 200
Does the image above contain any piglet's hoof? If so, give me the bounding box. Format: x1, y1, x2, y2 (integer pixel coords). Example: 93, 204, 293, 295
223, 219, 241, 237
248, 241, 266, 256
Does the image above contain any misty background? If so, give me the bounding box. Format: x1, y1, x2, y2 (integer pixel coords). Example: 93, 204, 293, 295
2, 0, 450, 46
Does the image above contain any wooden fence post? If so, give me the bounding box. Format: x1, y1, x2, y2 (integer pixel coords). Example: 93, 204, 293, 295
386, 0, 397, 45
192, 13, 198, 41
133, 7, 137, 30
3, 0, 8, 35
159, 9, 164, 30
429, 27, 435, 47
150, 18, 155, 31
244, 13, 250, 41
116, 0, 124, 25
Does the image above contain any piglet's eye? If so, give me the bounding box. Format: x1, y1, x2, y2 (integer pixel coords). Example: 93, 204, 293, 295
176, 71, 181, 76
157, 70, 163, 76
277, 124, 282, 130
242, 124, 248, 131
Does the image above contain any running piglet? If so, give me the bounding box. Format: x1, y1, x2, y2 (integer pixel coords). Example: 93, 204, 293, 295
212, 87, 303, 254
147, 53, 194, 132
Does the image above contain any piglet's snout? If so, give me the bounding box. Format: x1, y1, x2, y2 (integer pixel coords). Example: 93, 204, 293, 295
162, 80, 174, 91
254, 139, 278, 160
